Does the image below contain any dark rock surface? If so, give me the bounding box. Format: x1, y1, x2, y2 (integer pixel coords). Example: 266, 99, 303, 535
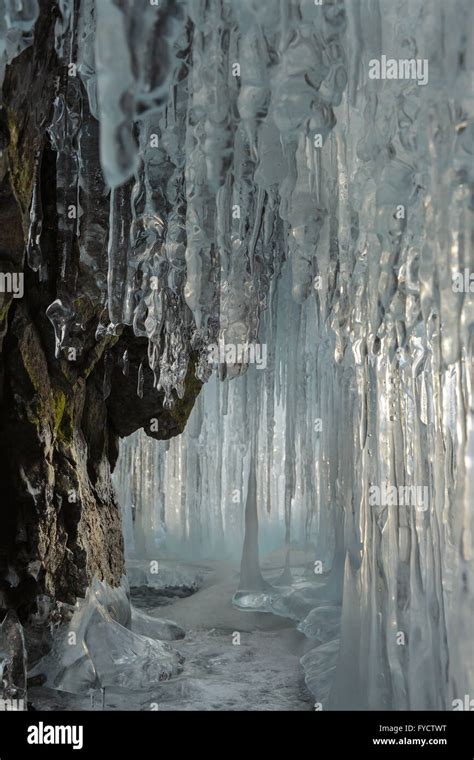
0, 1, 202, 620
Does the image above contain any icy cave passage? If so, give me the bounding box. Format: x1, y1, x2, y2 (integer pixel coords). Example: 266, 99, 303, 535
0, 0, 473, 713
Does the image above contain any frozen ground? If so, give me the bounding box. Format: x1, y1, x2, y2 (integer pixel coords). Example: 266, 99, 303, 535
29, 561, 314, 712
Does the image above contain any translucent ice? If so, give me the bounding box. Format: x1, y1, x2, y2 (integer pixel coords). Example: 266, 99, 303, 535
31, 578, 184, 694
112, 0, 474, 712
0, 610, 27, 703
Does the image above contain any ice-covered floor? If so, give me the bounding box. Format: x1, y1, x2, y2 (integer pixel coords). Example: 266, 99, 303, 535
29, 561, 314, 712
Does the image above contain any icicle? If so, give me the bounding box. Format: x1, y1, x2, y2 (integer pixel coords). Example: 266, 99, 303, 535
122, 350, 129, 377
102, 351, 113, 400
137, 362, 144, 399
46, 298, 75, 359
26, 153, 43, 272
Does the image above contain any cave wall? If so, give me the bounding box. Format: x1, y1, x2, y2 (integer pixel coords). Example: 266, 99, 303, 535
0, 2, 202, 618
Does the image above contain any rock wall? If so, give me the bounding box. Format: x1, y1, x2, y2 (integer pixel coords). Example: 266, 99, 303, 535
0, 2, 201, 618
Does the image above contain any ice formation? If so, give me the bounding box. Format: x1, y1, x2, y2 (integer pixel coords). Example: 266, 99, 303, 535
0, 609, 27, 704
1, 0, 472, 711
30, 577, 184, 694
0, 1, 38, 103
112, 0, 474, 710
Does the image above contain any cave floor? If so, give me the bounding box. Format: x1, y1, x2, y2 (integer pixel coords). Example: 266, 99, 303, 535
29, 561, 314, 712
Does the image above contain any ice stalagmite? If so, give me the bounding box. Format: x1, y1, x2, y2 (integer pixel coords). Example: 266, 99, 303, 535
239, 442, 268, 591
0, 610, 27, 704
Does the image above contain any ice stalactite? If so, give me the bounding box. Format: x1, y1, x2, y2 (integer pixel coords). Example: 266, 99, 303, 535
322, 0, 474, 711
114, 260, 335, 568
0, 1, 39, 101
29, 0, 347, 405
113, 0, 473, 711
